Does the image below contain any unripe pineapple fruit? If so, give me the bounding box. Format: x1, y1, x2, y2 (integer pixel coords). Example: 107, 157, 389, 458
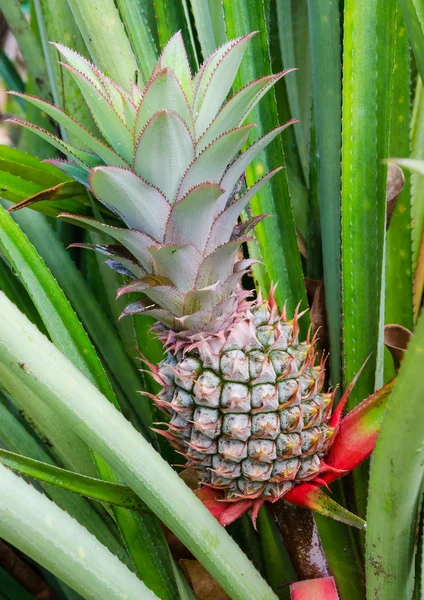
12, 32, 335, 504
153, 293, 335, 501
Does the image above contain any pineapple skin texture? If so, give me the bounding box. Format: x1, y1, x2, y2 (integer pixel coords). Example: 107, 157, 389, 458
155, 298, 336, 501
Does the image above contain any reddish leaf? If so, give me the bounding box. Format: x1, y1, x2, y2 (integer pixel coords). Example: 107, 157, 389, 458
195, 488, 253, 525
7, 181, 84, 213
179, 560, 230, 599
324, 380, 394, 481
329, 357, 370, 428
285, 484, 365, 529
290, 577, 339, 600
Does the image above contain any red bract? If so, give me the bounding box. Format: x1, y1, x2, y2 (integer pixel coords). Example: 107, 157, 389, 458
196, 381, 393, 528
290, 576, 339, 600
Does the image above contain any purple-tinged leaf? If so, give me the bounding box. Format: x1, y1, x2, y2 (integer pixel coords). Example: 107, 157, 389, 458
217, 121, 297, 213
121, 301, 175, 328
58, 212, 155, 272
193, 33, 257, 137
134, 69, 193, 140
46, 160, 90, 187
206, 168, 282, 252
134, 110, 194, 201
10, 93, 128, 167
150, 245, 202, 292
52, 43, 105, 92
182, 288, 218, 314
89, 166, 171, 241
195, 240, 246, 288
198, 71, 293, 151
142, 285, 185, 315
7, 119, 102, 169
165, 182, 223, 251
60, 64, 133, 162
178, 125, 255, 198
69, 242, 145, 278
154, 32, 192, 102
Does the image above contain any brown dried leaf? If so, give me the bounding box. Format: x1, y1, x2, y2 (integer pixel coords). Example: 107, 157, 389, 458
305, 278, 328, 359
384, 323, 412, 371
179, 560, 231, 600
386, 163, 405, 229
414, 232, 424, 322
162, 524, 193, 562
7, 181, 85, 213
297, 231, 307, 258
179, 468, 201, 490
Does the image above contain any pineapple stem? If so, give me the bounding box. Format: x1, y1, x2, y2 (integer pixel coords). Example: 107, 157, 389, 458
270, 501, 331, 581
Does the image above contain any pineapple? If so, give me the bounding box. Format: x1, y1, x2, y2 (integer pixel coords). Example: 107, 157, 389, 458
11, 32, 336, 503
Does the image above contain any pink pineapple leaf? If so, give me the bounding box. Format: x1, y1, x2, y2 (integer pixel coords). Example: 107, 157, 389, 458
284, 483, 365, 529
322, 379, 394, 482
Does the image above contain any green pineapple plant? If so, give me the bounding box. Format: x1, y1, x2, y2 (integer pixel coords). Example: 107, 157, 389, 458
10, 33, 353, 515
0, 1, 423, 600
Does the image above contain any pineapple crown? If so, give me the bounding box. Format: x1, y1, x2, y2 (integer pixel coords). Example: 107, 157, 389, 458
9, 32, 295, 334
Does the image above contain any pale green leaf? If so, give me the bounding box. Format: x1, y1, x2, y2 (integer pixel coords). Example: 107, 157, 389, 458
164, 182, 223, 250
134, 110, 194, 200
63, 65, 134, 162
178, 124, 255, 197
0, 464, 156, 599
197, 73, 288, 150
90, 166, 171, 240
206, 168, 282, 253
194, 32, 256, 138
134, 69, 193, 140
150, 245, 202, 292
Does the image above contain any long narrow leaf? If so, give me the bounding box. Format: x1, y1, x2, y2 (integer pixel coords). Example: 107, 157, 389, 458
341, 0, 396, 417
0, 448, 149, 512
0, 292, 277, 600
308, 0, 342, 387
0, 0, 50, 99
0, 463, 157, 600
0, 206, 114, 397
0, 395, 131, 567
366, 310, 424, 598
154, 0, 197, 68
66, 0, 138, 88
115, 0, 158, 83
0, 256, 45, 331
190, 0, 222, 58
34, 0, 96, 136
385, 8, 413, 332
3, 200, 154, 437
258, 508, 296, 599
276, 0, 309, 181
0, 206, 178, 598
222, 0, 308, 334
410, 81, 424, 322
400, 0, 424, 84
